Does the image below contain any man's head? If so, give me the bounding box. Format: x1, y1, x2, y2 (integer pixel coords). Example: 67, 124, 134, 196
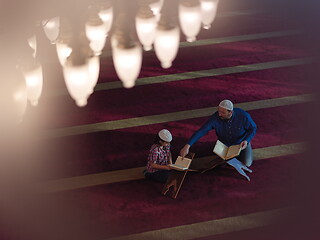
218, 100, 233, 120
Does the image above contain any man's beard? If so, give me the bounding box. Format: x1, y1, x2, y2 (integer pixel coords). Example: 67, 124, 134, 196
219, 115, 231, 121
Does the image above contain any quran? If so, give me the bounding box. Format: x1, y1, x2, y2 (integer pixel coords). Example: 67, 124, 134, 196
213, 140, 242, 160
169, 156, 192, 171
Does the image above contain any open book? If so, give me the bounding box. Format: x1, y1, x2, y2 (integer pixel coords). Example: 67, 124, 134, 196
213, 140, 242, 160
169, 156, 192, 171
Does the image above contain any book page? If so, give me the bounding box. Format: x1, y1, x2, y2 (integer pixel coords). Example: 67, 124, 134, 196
226, 144, 241, 159
174, 156, 192, 168
213, 140, 228, 159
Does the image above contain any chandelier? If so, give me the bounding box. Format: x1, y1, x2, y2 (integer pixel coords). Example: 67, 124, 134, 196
0, 0, 219, 123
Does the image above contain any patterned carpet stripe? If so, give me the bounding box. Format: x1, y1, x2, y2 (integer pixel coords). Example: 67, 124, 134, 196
179, 30, 301, 47
95, 58, 312, 92
99, 30, 301, 58
108, 207, 293, 240
38, 142, 305, 193
42, 94, 312, 138
218, 10, 269, 18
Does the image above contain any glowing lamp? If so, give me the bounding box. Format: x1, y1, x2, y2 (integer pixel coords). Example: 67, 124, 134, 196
200, 0, 219, 29
135, 5, 157, 51
42, 16, 60, 44
112, 43, 142, 88
21, 62, 43, 106
179, 0, 202, 42
154, 26, 180, 68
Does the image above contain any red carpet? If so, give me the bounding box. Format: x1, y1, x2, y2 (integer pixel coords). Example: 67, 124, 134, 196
37, 154, 301, 239
0, 155, 303, 240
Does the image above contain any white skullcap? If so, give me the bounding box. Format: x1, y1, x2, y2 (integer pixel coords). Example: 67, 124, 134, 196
158, 129, 172, 142
219, 100, 233, 111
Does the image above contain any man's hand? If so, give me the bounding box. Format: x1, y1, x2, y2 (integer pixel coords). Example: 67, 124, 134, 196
240, 140, 248, 150
180, 144, 190, 158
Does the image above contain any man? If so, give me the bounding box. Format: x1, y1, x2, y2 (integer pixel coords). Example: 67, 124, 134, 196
180, 100, 257, 180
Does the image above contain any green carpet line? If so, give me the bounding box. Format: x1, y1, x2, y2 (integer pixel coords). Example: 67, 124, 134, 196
95, 57, 312, 91
99, 29, 301, 58
108, 207, 293, 240
218, 9, 274, 17
44, 94, 312, 138
49, 31, 304, 97
38, 142, 305, 193
179, 29, 301, 47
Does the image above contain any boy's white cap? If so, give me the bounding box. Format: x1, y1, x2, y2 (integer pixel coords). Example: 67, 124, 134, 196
219, 100, 233, 111
158, 129, 172, 142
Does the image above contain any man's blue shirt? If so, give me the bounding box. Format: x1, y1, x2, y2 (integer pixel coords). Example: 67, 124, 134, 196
187, 108, 257, 147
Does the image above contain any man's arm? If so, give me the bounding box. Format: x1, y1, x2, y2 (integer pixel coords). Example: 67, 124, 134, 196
243, 112, 257, 144
188, 116, 216, 145
180, 115, 215, 157
180, 144, 190, 158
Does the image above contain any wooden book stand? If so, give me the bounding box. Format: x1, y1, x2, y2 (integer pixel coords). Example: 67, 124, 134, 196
161, 152, 195, 199
162, 153, 225, 199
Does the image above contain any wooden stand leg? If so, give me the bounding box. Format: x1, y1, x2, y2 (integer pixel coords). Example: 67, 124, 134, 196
162, 152, 195, 199
162, 170, 188, 199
